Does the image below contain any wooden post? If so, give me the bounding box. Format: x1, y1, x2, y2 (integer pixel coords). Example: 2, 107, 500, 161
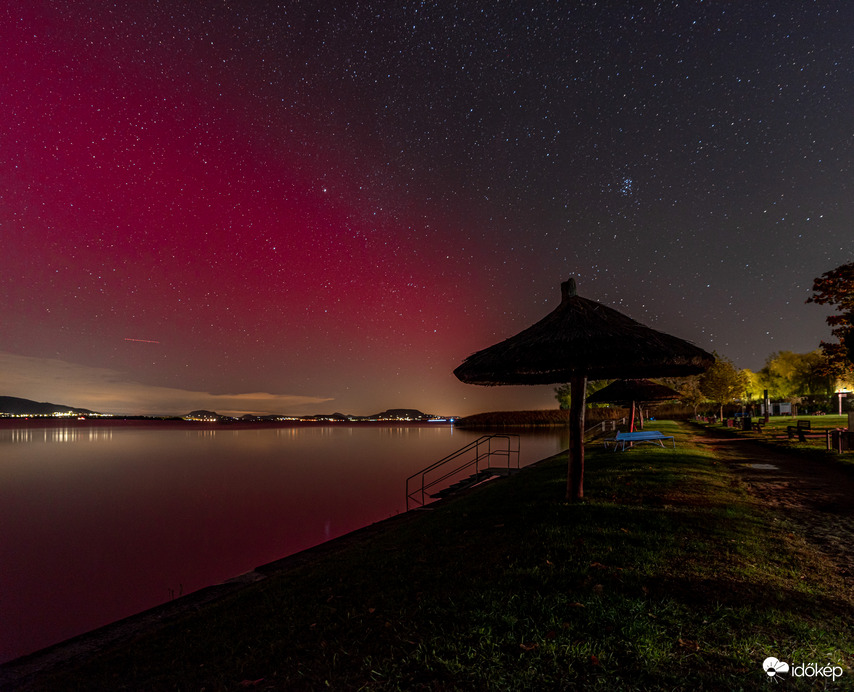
567, 375, 588, 501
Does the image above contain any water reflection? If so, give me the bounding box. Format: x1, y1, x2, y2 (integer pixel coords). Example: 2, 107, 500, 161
0, 421, 563, 663
1, 426, 115, 444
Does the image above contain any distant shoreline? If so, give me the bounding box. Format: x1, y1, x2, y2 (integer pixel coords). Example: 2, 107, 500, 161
0, 418, 455, 431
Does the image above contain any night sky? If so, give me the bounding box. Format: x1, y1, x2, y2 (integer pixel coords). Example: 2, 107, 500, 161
2, 1, 853, 417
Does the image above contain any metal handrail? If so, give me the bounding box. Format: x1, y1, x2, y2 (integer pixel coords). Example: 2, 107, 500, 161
584, 417, 627, 439
405, 434, 520, 510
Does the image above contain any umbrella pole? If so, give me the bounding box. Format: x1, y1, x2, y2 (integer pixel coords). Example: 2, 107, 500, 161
567, 375, 587, 502
629, 401, 636, 433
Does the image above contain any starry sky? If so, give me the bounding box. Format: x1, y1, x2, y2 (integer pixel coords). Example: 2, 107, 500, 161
2, 1, 853, 417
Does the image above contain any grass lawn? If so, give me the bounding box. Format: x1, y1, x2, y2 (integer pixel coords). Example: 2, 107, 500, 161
30, 421, 854, 691
739, 414, 847, 435
710, 414, 854, 461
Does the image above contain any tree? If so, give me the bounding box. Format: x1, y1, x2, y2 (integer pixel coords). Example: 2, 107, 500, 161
555, 384, 571, 410
673, 375, 705, 417
658, 375, 705, 416
759, 350, 836, 400
699, 353, 748, 420
797, 350, 837, 397
554, 380, 611, 410
807, 261, 854, 377
740, 368, 764, 403
759, 351, 803, 401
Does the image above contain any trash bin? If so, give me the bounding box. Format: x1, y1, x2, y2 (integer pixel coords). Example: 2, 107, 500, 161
829, 429, 852, 453
742, 416, 752, 431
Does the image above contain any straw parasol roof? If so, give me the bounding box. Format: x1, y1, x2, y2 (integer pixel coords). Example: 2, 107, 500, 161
454, 278, 714, 501
454, 279, 714, 385
587, 378, 682, 433
586, 379, 681, 405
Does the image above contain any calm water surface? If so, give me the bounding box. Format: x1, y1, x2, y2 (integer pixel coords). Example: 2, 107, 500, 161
0, 421, 564, 662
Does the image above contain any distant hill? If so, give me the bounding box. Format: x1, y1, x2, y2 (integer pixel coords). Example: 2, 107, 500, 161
313, 412, 351, 420
185, 410, 222, 419
367, 408, 432, 420
0, 396, 98, 416
0, 397, 441, 421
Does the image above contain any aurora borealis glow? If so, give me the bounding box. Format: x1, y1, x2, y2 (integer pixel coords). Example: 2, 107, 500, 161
2, 2, 852, 416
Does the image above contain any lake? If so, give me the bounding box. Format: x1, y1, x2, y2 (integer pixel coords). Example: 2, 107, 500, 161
0, 420, 565, 663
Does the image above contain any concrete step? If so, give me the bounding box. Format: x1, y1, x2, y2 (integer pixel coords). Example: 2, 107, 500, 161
429, 467, 518, 499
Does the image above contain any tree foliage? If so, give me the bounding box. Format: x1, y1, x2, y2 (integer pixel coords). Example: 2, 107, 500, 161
758, 350, 835, 401
671, 376, 705, 416
699, 353, 748, 420
552, 346, 847, 416
740, 369, 763, 401
807, 261, 854, 377
555, 384, 571, 410
554, 380, 611, 410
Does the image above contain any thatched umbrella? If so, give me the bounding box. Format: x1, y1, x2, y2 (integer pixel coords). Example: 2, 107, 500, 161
587, 378, 681, 432
454, 278, 714, 501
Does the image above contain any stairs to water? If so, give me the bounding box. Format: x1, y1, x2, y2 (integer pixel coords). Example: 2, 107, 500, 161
429, 467, 519, 499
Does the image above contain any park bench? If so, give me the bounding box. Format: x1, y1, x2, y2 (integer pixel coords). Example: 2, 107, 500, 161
604, 430, 676, 452
787, 419, 811, 442
785, 420, 843, 446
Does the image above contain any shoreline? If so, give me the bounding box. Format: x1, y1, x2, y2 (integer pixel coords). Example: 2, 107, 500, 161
0, 418, 455, 431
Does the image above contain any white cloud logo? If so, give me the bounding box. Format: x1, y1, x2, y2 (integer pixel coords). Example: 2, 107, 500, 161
763, 657, 790, 677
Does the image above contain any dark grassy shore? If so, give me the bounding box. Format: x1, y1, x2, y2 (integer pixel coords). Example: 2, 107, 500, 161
13, 421, 854, 690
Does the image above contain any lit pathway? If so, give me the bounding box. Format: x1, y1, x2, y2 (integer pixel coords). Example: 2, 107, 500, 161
690, 424, 854, 592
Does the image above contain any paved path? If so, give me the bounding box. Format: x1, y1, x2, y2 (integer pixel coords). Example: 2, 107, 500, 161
692, 428, 854, 591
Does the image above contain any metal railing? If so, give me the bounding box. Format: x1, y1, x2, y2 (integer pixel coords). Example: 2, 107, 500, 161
405, 434, 520, 510
584, 417, 627, 439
